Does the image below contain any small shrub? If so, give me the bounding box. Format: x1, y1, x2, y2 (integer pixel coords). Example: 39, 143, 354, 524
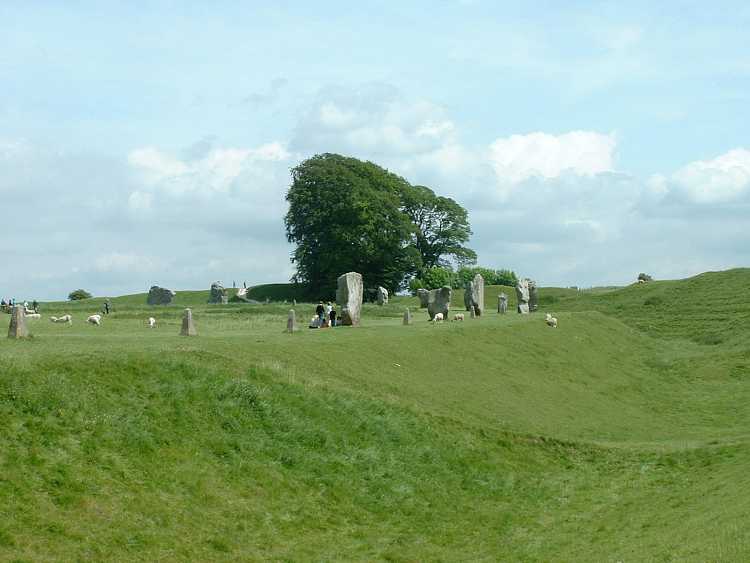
643, 296, 664, 307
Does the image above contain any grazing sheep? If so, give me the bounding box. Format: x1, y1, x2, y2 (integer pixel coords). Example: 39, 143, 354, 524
50, 314, 73, 324
453, 313, 465, 322
87, 314, 102, 326
147, 317, 156, 328
545, 313, 558, 328
432, 312, 444, 323
25, 313, 41, 320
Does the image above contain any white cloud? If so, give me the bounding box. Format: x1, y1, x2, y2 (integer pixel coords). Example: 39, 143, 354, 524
94, 252, 162, 273
665, 148, 750, 204
487, 131, 616, 184
291, 84, 456, 158
128, 142, 290, 197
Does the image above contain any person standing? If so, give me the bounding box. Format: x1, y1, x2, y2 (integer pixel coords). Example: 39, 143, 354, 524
329, 304, 337, 327
315, 301, 325, 326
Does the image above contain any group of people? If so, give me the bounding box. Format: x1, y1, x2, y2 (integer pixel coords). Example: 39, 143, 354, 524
310, 301, 337, 328
1, 299, 38, 313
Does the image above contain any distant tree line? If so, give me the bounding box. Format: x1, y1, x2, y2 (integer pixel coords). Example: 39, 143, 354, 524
408, 266, 519, 293
285, 153, 484, 298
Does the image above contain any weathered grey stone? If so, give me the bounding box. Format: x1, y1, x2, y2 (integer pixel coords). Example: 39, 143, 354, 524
528, 280, 538, 312
7, 305, 29, 339
427, 286, 451, 320
286, 309, 297, 333
403, 308, 412, 325
180, 308, 197, 336
498, 293, 508, 314
147, 285, 175, 306
208, 281, 227, 304
464, 273, 484, 316
336, 272, 363, 326
470, 307, 476, 319
376, 286, 389, 306
417, 288, 429, 308
516, 279, 530, 314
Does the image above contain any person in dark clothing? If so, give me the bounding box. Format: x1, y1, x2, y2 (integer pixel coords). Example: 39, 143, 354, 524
315, 302, 325, 325
32, 300, 38, 312
103, 300, 110, 315
329, 305, 337, 327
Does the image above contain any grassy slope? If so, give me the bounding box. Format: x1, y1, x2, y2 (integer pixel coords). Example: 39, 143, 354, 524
1, 270, 749, 560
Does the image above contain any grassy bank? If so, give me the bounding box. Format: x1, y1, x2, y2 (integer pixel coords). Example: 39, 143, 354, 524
1, 270, 749, 560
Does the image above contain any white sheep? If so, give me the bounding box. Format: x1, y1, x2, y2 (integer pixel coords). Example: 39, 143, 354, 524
87, 314, 102, 326
25, 313, 41, 320
147, 317, 157, 328
545, 313, 558, 328
432, 312, 444, 323
453, 313, 465, 322
50, 315, 73, 324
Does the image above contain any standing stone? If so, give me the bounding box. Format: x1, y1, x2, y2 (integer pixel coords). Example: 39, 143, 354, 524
7, 305, 29, 339
470, 307, 476, 319
417, 288, 430, 308
515, 279, 530, 314
528, 280, 539, 312
463, 283, 472, 311
286, 309, 297, 333
464, 274, 484, 317
180, 308, 197, 336
293, 299, 297, 307
147, 286, 176, 305
336, 272, 363, 326
427, 286, 452, 320
403, 308, 412, 325
208, 281, 227, 304
498, 293, 508, 314
376, 286, 389, 306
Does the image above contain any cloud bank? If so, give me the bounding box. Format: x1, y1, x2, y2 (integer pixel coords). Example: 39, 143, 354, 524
2, 85, 748, 300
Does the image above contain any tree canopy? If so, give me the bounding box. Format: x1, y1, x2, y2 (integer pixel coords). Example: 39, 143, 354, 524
284, 153, 475, 297
401, 184, 476, 271
285, 154, 420, 297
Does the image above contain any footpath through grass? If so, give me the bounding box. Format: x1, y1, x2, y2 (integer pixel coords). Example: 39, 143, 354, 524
1, 270, 749, 560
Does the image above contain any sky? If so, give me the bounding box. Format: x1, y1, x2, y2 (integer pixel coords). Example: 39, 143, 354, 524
2, 1, 749, 300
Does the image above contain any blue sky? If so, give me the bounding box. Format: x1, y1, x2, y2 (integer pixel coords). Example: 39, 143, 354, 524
2, 1, 749, 299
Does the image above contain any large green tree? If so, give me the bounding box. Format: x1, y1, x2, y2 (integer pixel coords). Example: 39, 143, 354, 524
285, 154, 420, 297
400, 184, 476, 272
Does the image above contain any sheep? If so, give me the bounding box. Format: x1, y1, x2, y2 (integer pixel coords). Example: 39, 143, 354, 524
453, 313, 465, 322
545, 313, 558, 328
147, 317, 157, 328
50, 315, 73, 324
431, 312, 444, 323
25, 313, 41, 320
87, 314, 102, 326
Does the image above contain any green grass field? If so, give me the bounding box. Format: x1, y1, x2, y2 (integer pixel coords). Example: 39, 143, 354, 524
1, 270, 749, 561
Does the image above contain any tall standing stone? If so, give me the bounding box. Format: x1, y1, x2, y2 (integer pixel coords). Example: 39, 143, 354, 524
403, 308, 412, 325
7, 305, 29, 339
417, 288, 429, 308
464, 273, 484, 316
286, 309, 297, 333
336, 272, 363, 326
528, 280, 539, 312
208, 282, 227, 304
180, 308, 197, 336
515, 279, 530, 314
498, 293, 508, 314
427, 286, 452, 320
376, 286, 389, 306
